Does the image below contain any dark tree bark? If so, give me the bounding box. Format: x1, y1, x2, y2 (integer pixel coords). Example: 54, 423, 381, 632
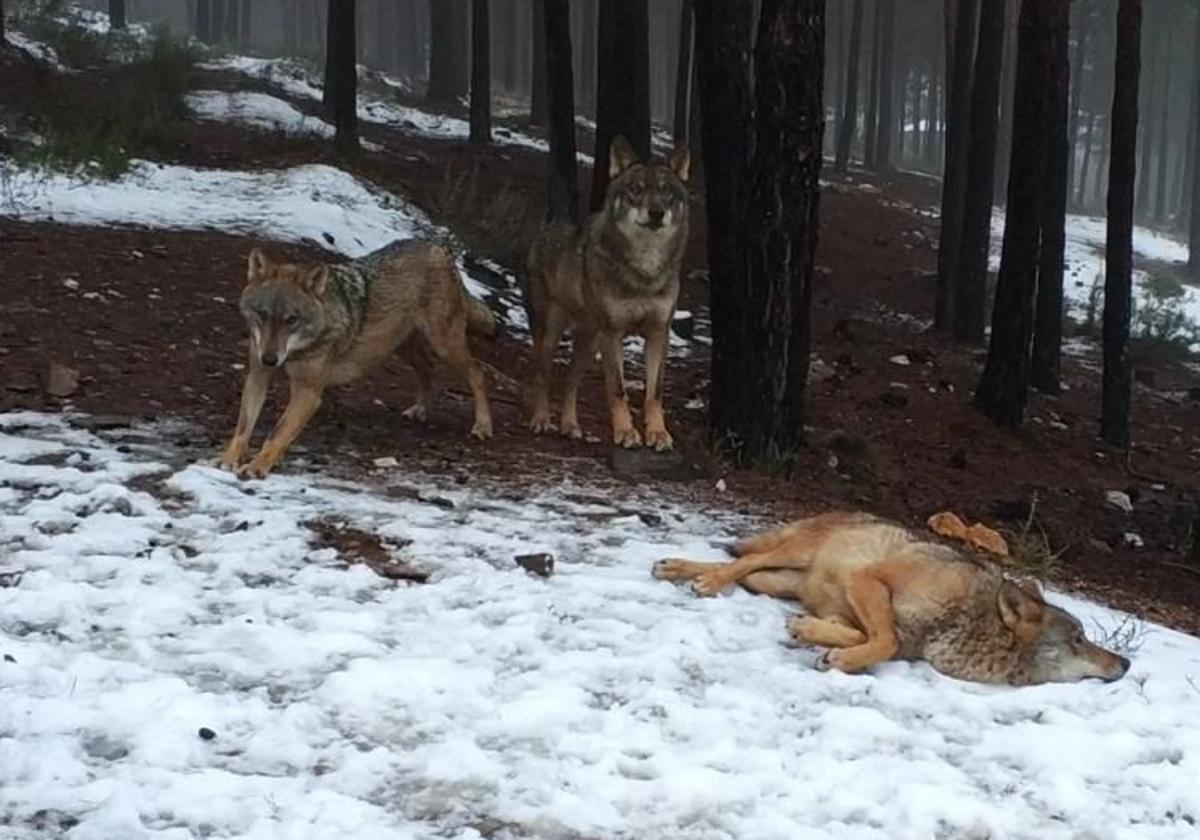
975, 0, 1056, 427
323, 0, 339, 110
1190, 9, 1200, 274
692, 0, 753, 445
109, 0, 126, 29
873, 0, 896, 170
1135, 10, 1157, 217
329, 0, 358, 153
1030, 0, 1071, 393
239, 0, 252, 48
470, 0, 491, 143
955, 0, 1006, 344
863, 1, 881, 167
1102, 0, 1141, 448
673, 0, 694, 146
196, 0, 211, 42
578, 0, 597, 117
993, 0, 1019, 197
210, 0, 225, 42
1153, 26, 1171, 223
531, 0, 547, 126
935, 0, 979, 330
1078, 110, 1098, 207
427, 0, 469, 107
834, 0, 865, 172
1, 0, 7, 42
591, 0, 651, 211
544, 0, 578, 221
1066, 0, 1089, 208
224, 0, 238, 42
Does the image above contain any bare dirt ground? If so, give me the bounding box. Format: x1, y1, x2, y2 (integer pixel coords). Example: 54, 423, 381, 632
3, 49, 1200, 633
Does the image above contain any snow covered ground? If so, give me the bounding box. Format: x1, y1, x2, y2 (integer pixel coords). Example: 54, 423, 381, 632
186, 90, 338, 141
1, 412, 1199, 840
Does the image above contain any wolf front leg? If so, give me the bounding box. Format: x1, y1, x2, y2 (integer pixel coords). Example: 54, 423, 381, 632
239, 378, 325, 479
527, 302, 567, 434
218, 359, 273, 471
559, 329, 597, 439
642, 323, 672, 451
599, 332, 641, 448
818, 573, 900, 673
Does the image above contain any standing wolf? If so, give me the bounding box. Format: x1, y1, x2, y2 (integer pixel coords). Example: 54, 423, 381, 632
654, 512, 1131, 686
218, 240, 494, 478
524, 136, 690, 451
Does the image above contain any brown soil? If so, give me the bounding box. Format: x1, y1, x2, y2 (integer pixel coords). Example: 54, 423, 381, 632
2, 47, 1199, 634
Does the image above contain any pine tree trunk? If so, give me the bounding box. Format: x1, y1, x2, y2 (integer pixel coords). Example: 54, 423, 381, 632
954, 0, 1006, 344
1078, 110, 1097, 207
672, 0, 693, 146
728, 0, 825, 457
578, 0, 597, 118
591, 0, 651, 211
1154, 27, 1171, 223
1030, 0, 1071, 393
544, 0, 578, 221
863, 1, 881, 167
1135, 11, 1157, 218
693, 0, 753, 442
239, 0, 251, 48
109, 0, 127, 29
0, 0, 6, 42
834, 0, 864, 173
873, 0, 896, 170
210, 0, 225, 42
975, 0, 1053, 427
427, 0, 469, 107
1190, 9, 1200, 274
530, 0, 547, 126
935, 0, 979, 331
222, 0, 236, 41
470, 0, 492, 143
1066, 0, 1089, 209
330, 0, 358, 153
196, 0, 211, 42
324, 0, 339, 110
1102, 0, 1141, 448
993, 0, 1019, 198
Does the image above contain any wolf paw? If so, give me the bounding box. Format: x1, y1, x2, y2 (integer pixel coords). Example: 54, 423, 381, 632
560, 421, 584, 440
613, 426, 643, 448
645, 427, 674, 452
814, 651, 835, 672
652, 559, 689, 581
402, 403, 429, 423
529, 414, 555, 435
236, 457, 274, 480
216, 450, 243, 473
691, 571, 728, 597
470, 419, 493, 441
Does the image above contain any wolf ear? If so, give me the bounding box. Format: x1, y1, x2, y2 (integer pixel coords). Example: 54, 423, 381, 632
303, 265, 329, 297
609, 135, 638, 178
247, 248, 270, 285
669, 146, 691, 182
998, 580, 1044, 645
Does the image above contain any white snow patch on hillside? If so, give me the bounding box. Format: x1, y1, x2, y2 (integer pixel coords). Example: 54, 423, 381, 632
186, 90, 336, 139
1, 412, 1199, 840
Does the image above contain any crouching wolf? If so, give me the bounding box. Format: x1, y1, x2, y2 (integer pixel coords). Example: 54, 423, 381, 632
218, 241, 494, 478
524, 136, 690, 451
653, 512, 1131, 686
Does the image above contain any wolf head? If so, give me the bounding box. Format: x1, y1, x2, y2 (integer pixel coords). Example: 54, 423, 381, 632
997, 580, 1131, 685
239, 248, 329, 368
605, 135, 690, 238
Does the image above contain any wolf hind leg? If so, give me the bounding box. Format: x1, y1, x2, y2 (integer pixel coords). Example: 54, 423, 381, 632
652, 558, 727, 582
429, 324, 493, 440
560, 330, 597, 439
400, 338, 437, 422
818, 573, 899, 673
788, 615, 867, 648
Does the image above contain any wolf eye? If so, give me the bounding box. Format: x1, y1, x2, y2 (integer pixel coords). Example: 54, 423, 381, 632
285, 314, 299, 327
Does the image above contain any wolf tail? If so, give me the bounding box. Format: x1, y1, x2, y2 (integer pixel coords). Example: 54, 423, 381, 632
466, 297, 498, 338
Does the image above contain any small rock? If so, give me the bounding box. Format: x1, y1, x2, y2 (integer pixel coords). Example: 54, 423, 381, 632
82, 734, 129, 761
0, 569, 24, 588
809, 358, 837, 383
44, 363, 80, 398
1087, 538, 1113, 555
71, 415, 135, 431
372, 456, 399, 469
1123, 532, 1144, 549
608, 446, 693, 481
3, 653, 15, 663
715, 478, 727, 492
515, 553, 554, 577
879, 392, 908, 409
1105, 490, 1133, 515
197, 727, 217, 741
888, 354, 911, 366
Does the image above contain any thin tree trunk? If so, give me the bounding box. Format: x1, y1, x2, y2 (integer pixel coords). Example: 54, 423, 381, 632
1190, 9, 1200, 273
1102, 0, 1141, 448
239, 0, 251, 48
544, 0, 578, 221
935, 0, 980, 330
874, 0, 896, 170
0, 0, 6, 42
1154, 26, 1171, 223
470, 0, 492, 143
323, 0, 339, 110
224, 0, 238, 42
976, 0, 1055, 427
1031, 0, 1071, 392
673, 0, 694, 146
1078, 110, 1098, 208
578, 0, 597, 118
531, 0, 547, 126
196, 0, 211, 42
729, 0, 825, 457
109, 0, 127, 29
1066, 0, 1089, 208
427, 0, 469, 107
1135, 10, 1157, 217
330, 0, 358, 154
993, 0, 1019, 201
591, 0, 651, 210
834, 0, 865, 173
864, 1, 881, 167
693, 0, 753, 442
210, 0, 224, 42
955, 0, 1006, 344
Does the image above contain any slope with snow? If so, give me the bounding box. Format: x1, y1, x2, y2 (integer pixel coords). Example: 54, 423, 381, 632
1, 412, 1198, 840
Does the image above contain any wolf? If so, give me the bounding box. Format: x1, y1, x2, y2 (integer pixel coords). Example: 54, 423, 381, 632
524, 135, 690, 451
218, 240, 494, 478
653, 512, 1131, 686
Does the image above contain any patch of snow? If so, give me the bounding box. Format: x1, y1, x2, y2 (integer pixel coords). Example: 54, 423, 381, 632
2, 412, 1200, 838
4, 29, 67, 70
187, 89, 336, 139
